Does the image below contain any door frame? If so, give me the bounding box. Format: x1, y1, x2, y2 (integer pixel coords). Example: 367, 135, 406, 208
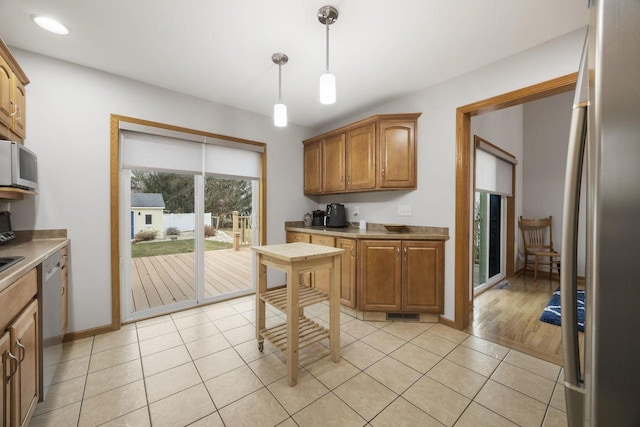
109, 114, 267, 331
454, 73, 577, 330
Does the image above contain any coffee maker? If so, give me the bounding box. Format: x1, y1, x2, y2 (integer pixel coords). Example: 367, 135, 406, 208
312, 210, 325, 226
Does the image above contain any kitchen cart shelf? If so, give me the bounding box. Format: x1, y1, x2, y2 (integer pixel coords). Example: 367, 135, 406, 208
259, 316, 329, 353
260, 284, 329, 312
253, 242, 344, 386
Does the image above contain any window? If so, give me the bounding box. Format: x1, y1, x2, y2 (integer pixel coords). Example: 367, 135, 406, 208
145, 214, 152, 225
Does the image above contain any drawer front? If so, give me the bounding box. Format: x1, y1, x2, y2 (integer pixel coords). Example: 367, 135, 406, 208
311, 235, 336, 247
286, 232, 311, 243
0, 268, 37, 331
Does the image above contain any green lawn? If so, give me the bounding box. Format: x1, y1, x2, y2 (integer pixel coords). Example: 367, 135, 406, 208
131, 239, 232, 258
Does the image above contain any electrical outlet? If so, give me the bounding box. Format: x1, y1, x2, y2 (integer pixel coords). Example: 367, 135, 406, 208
398, 205, 412, 216
0, 202, 9, 212
353, 206, 359, 216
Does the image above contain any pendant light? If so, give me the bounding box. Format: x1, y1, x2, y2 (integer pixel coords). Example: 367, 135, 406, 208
272, 53, 288, 127
318, 6, 338, 105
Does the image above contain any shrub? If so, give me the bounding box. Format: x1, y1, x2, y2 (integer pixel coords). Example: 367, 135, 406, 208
165, 227, 181, 236
134, 229, 158, 242
204, 225, 216, 237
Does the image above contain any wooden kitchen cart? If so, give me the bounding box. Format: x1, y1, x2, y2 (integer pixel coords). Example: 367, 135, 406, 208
253, 242, 343, 386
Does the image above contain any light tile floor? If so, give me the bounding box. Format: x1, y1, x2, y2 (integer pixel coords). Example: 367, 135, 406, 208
31, 296, 568, 427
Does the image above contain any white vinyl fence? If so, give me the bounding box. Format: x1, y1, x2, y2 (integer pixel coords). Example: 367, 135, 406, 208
163, 213, 213, 232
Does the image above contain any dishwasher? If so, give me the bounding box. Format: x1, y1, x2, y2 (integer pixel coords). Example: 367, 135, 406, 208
41, 250, 63, 398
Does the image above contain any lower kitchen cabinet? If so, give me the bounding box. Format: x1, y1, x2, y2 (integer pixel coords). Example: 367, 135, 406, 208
1, 331, 10, 427
10, 300, 38, 427
358, 241, 402, 311
0, 268, 38, 427
336, 238, 357, 308
358, 240, 444, 313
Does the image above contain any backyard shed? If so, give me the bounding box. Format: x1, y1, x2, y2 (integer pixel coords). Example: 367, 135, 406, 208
131, 193, 165, 239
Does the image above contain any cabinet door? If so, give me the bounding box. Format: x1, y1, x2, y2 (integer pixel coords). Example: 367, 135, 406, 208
336, 238, 357, 308
303, 140, 323, 195
0, 57, 11, 131
12, 77, 25, 139
1, 331, 11, 427
61, 267, 68, 335
346, 123, 376, 190
322, 133, 346, 193
61, 246, 68, 335
310, 235, 336, 294
358, 240, 401, 311
402, 241, 444, 313
378, 119, 416, 189
10, 300, 38, 427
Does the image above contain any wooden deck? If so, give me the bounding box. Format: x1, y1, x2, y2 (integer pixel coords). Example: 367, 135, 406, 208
131, 248, 253, 311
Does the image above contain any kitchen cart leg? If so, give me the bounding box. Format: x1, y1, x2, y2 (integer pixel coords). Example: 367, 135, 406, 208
256, 255, 267, 341
329, 255, 341, 362
286, 264, 300, 386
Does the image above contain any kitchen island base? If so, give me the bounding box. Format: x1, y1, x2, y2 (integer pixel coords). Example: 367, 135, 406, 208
253, 242, 343, 386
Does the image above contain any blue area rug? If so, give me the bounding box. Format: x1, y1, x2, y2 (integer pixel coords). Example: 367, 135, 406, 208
539, 288, 585, 332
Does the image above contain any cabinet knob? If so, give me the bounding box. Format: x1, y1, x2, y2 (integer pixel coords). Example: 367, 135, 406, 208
403, 247, 408, 260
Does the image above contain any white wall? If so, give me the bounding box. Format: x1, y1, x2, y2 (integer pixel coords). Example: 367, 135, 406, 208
523, 90, 586, 275
471, 105, 524, 271
10, 49, 317, 333
312, 28, 586, 320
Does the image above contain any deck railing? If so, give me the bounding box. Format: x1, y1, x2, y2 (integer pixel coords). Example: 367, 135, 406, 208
232, 211, 252, 251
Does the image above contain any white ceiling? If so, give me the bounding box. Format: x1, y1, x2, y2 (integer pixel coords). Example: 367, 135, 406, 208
0, 0, 588, 129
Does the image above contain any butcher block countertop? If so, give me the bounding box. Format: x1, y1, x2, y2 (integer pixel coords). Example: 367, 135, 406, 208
0, 230, 68, 293
285, 221, 449, 241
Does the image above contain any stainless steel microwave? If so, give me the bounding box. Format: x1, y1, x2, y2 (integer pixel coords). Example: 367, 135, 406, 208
0, 140, 38, 191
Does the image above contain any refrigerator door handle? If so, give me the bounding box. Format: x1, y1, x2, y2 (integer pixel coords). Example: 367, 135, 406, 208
561, 104, 587, 390
561, 32, 588, 426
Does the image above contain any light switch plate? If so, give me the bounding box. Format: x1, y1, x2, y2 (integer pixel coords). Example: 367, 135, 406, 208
398, 205, 411, 216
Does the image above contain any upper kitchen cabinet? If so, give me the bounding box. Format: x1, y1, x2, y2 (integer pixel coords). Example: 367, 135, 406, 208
0, 39, 29, 141
302, 113, 421, 195
379, 118, 416, 189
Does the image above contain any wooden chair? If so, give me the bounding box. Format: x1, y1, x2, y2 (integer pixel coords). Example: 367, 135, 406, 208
519, 216, 561, 281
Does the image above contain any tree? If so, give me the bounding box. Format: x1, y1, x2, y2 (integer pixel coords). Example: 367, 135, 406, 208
131, 171, 252, 223
205, 177, 252, 227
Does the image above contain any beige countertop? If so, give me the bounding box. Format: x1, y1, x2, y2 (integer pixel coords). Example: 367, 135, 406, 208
285, 221, 449, 241
0, 230, 68, 293
253, 242, 344, 262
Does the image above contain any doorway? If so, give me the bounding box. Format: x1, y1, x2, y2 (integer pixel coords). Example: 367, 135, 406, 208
454, 73, 577, 330
110, 115, 266, 329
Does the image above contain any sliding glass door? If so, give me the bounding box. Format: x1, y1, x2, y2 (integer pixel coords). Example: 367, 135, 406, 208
119, 128, 261, 322
474, 191, 506, 293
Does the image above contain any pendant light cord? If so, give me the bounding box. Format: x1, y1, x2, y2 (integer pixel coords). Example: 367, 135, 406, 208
325, 18, 330, 72
278, 63, 282, 102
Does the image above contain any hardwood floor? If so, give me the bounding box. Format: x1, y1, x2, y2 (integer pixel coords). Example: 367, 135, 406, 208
467, 274, 583, 366
131, 248, 253, 312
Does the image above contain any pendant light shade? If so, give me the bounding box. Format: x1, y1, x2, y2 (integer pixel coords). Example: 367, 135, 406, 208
319, 73, 336, 105
318, 6, 338, 105
273, 103, 287, 127
272, 53, 288, 127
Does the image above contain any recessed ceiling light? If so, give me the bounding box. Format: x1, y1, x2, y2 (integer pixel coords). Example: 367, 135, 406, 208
32, 15, 70, 35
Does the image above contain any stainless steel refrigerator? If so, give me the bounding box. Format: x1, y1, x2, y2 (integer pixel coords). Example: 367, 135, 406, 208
562, 0, 640, 425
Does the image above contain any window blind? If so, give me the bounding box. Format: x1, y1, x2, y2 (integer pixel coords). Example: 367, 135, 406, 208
475, 137, 516, 197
